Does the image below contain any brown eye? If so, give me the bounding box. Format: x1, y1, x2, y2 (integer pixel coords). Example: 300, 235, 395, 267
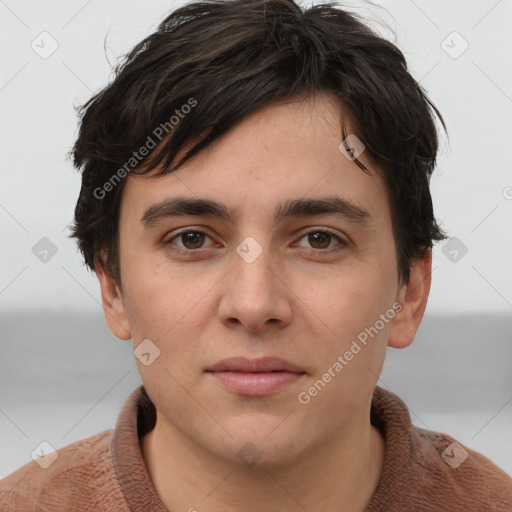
294, 229, 346, 252
166, 230, 214, 251
180, 231, 206, 249
308, 231, 332, 249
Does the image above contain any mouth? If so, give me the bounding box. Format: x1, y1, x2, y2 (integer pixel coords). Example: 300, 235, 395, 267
205, 357, 307, 396
205, 356, 306, 373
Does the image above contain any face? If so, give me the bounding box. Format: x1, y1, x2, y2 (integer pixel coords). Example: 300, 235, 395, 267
99, 93, 429, 468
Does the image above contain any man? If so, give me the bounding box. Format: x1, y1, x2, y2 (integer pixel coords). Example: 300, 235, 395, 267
1, 0, 511, 510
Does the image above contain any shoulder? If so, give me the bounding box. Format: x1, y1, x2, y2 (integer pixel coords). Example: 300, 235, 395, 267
0, 429, 129, 512
411, 425, 512, 509
370, 386, 512, 511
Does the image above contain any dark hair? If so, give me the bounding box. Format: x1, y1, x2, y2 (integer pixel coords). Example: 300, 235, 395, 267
70, 0, 447, 287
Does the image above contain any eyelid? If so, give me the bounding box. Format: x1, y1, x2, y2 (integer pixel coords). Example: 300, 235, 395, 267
164, 226, 348, 252
164, 227, 218, 250
294, 226, 346, 241
292, 226, 348, 251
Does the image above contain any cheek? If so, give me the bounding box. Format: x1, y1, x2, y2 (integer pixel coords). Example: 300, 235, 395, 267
296, 302, 391, 438
300, 262, 393, 337
120, 260, 214, 379
119, 247, 195, 338
297, 260, 395, 398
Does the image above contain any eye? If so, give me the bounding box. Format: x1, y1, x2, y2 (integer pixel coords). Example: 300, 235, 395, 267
294, 229, 346, 252
164, 228, 347, 254
165, 230, 215, 251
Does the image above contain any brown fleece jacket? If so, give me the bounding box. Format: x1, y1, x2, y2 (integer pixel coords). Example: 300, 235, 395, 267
1, 385, 511, 511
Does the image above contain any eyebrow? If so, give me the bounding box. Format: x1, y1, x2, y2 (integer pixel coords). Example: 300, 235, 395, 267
140, 195, 372, 227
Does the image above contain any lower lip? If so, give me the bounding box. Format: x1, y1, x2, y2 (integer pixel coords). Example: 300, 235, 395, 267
206, 371, 305, 396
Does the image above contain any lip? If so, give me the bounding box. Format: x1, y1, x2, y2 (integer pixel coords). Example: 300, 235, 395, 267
205, 357, 307, 396
205, 356, 305, 373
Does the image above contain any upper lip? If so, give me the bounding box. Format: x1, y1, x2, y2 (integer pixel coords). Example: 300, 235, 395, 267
205, 357, 306, 373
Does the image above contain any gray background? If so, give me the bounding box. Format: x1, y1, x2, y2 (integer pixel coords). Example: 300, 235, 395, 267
1, 0, 511, 479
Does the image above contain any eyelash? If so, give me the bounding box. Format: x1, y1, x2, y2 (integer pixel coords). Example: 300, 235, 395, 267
164, 228, 347, 255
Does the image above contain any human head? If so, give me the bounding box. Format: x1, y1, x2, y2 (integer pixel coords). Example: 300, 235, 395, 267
69, 0, 446, 289
67, 0, 448, 477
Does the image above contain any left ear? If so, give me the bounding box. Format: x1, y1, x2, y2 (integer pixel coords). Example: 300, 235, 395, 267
387, 248, 432, 349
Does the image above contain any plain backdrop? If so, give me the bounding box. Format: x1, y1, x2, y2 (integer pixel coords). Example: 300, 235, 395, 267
1, 0, 511, 482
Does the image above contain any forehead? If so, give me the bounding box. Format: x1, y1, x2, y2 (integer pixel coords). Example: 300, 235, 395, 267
120, 94, 390, 226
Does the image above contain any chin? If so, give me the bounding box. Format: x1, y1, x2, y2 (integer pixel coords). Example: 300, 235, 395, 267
218, 426, 307, 468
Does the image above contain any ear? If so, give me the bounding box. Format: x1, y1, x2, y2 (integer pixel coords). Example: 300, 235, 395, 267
95, 254, 131, 340
387, 248, 432, 349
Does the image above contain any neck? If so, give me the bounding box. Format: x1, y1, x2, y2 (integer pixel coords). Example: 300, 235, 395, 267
140, 402, 385, 512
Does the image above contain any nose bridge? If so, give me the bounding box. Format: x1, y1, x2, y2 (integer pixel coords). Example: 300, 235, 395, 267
232, 236, 277, 305
218, 235, 292, 331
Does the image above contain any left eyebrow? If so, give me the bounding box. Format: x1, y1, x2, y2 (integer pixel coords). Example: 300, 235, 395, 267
140, 195, 372, 228
275, 196, 372, 226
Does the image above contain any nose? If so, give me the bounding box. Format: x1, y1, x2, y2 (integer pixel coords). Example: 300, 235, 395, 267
217, 240, 293, 334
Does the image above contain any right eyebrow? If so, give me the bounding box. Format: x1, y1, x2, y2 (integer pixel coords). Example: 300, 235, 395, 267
141, 197, 235, 227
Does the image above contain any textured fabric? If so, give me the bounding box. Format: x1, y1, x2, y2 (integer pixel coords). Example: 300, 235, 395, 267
1, 385, 511, 511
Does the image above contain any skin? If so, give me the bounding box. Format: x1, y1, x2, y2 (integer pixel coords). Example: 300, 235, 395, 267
97, 92, 432, 512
